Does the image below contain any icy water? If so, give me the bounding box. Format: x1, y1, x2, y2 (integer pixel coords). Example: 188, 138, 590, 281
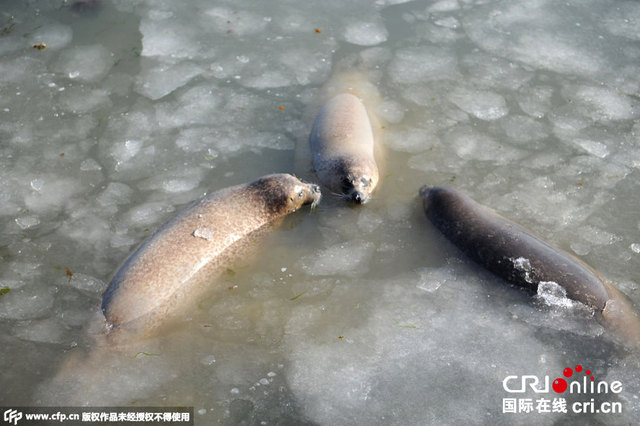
1, 0, 640, 424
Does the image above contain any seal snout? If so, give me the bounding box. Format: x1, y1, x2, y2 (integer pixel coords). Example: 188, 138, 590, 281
351, 190, 366, 204
419, 185, 433, 198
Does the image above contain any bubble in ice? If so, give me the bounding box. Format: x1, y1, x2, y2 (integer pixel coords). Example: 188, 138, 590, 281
388, 46, 457, 84
67, 273, 107, 295
80, 158, 102, 171
448, 87, 508, 120
299, 241, 375, 277
15, 216, 40, 230
426, 0, 458, 12
135, 60, 203, 100
201, 355, 217, 366
54, 45, 114, 82
433, 17, 459, 29
631, 244, 640, 254
343, 21, 388, 46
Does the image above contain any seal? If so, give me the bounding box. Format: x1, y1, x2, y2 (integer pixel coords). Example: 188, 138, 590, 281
309, 92, 379, 204
102, 174, 321, 337
420, 185, 640, 346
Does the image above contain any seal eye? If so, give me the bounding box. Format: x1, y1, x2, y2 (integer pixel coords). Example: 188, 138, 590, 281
298, 190, 304, 199
360, 177, 370, 188
341, 177, 353, 191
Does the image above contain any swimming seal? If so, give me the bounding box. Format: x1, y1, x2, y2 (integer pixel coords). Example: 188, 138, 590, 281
102, 174, 321, 336
310, 93, 379, 204
420, 185, 640, 346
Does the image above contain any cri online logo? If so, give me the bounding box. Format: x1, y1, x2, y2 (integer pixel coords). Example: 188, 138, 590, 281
503, 365, 623, 394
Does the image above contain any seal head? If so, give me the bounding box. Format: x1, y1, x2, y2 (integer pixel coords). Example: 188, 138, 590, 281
249, 174, 322, 214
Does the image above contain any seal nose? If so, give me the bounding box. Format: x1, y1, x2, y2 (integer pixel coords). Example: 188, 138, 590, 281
351, 191, 365, 204
419, 185, 432, 198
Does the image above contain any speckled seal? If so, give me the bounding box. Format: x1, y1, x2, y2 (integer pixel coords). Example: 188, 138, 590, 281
310, 93, 379, 204
102, 174, 321, 335
420, 185, 640, 347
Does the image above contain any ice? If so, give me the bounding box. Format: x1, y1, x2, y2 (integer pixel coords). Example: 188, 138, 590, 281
204, 7, 269, 36
193, 228, 215, 241
343, 21, 388, 46
67, 273, 108, 295
80, 158, 102, 172
23, 178, 84, 215
27, 23, 73, 51
15, 216, 40, 230
123, 202, 176, 228
0, 285, 55, 320
448, 88, 508, 120
139, 18, 206, 59
155, 85, 222, 129
97, 183, 134, 207
499, 115, 549, 146
12, 318, 66, 345
388, 47, 458, 84
299, 241, 375, 277
562, 85, 638, 122
447, 125, 526, 163
135, 60, 203, 100
110, 139, 143, 169
433, 17, 459, 29
571, 139, 610, 159
284, 274, 567, 424
58, 88, 112, 114
2, 0, 640, 421
517, 85, 554, 118
54, 45, 115, 82
602, 2, 640, 41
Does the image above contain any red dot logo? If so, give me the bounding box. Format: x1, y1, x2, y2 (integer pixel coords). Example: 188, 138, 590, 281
575, 365, 582, 372
552, 378, 567, 393
563, 368, 573, 378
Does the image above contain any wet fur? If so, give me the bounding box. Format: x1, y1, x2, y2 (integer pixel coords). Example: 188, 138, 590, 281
421, 185, 640, 347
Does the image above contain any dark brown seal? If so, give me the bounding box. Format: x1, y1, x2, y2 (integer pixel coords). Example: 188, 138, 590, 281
420, 185, 640, 346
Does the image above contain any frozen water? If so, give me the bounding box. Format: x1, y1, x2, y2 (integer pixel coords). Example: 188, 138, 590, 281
448, 87, 508, 120
389, 46, 458, 84
344, 21, 388, 46
135, 60, 203, 100
299, 241, 375, 277
28, 23, 73, 51
2, 0, 640, 423
53, 45, 114, 82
